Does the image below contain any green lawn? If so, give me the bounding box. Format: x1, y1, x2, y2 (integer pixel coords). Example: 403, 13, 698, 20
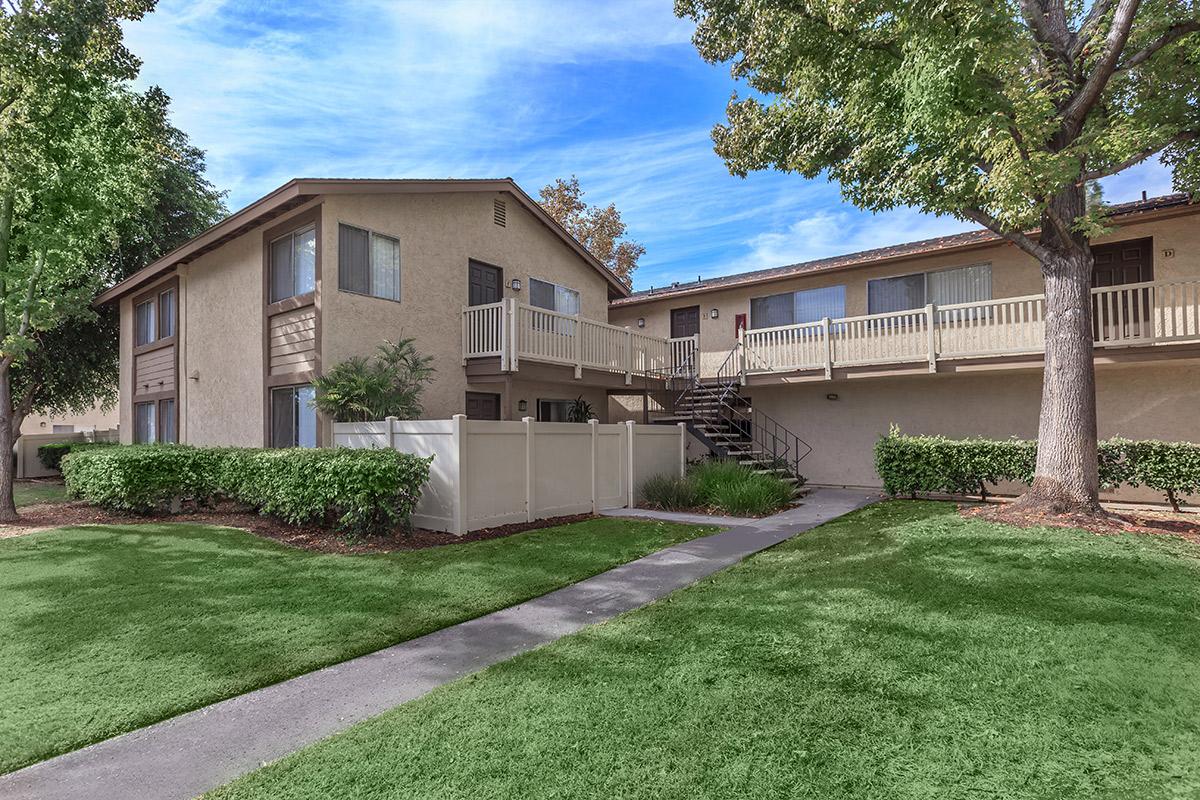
13, 480, 70, 507
209, 501, 1200, 800
0, 517, 711, 773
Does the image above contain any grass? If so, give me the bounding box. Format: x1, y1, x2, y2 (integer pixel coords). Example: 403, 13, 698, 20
208, 501, 1200, 800
0, 516, 712, 773
12, 480, 70, 507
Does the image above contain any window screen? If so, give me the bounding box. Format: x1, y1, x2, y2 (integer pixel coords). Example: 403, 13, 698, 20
269, 226, 316, 303
159, 398, 176, 443
868, 265, 992, 315
750, 286, 846, 329
867, 273, 926, 315
339, 224, 400, 301
134, 402, 156, 443
135, 300, 156, 346
159, 289, 176, 338
529, 278, 579, 313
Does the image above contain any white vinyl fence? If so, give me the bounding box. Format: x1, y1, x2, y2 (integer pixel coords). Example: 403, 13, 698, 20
334, 415, 686, 535
15, 428, 120, 479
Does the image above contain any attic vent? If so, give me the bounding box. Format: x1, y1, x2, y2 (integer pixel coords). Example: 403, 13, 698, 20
493, 198, 507, 227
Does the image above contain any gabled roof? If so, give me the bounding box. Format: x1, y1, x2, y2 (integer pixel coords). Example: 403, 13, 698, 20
95, 178, 631, 306
611, 192, 1197, 308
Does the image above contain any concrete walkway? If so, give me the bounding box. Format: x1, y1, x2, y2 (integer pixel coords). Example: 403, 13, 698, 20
0, 487, 878, 800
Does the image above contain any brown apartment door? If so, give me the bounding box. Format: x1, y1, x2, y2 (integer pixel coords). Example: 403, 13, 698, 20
465, 392, 501, 420
670, 306, 701, 339
468, 261, 503, 306
1092, 238, 1153, 341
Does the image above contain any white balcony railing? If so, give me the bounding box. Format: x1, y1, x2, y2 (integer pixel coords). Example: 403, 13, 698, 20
741, 278, 1200, 378
462, 298, 695, 383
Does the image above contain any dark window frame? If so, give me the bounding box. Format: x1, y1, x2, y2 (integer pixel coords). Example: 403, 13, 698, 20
134, 401, 156, 443
337, 222, 401, 302
268, 224, 317, 304
135, 298, 157, 346
269, 384, 318, 449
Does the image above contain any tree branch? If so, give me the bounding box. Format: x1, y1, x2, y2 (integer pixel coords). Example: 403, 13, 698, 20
1062, 0, 1140, 136
1078, 130, 1199, 182
962, 206, 1054, 264
1070, 0, 1115, 59
16, 250, 46, 340
1117, 19, 1200, 71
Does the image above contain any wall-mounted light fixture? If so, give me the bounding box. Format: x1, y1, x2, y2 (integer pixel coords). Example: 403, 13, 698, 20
518, 399, 528, 413
637, 318, 645, 328
826, 393, 839, 401
710, 308, 719, 319
510, 278, 522, 291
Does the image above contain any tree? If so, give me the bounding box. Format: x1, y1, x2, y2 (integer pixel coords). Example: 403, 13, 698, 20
538, 176, 646, 286
8, 88, 226, 440
310, 337, 436, 423
0, 0, 160, 521
677, 0, 1200, 518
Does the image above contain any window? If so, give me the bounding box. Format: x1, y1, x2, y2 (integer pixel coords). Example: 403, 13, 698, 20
134, 402, 156, 443
159, 288, 176, 338
135, 299, 157, 346
750, 285, 846, 329
867, 264, 992, 315
529, 278, 580, 315
269, 226, 317, 303
271, 385, 317, 448
338, 224, 400, 301
159, 398, 176, 443
537, 399, 573, 422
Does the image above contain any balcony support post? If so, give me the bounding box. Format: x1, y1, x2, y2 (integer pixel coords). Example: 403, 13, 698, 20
737, 326, 747, 385
624, 327, 633, 385
507, 298, 519, 373
925, 303, 937, 373
821, 317, 833, 380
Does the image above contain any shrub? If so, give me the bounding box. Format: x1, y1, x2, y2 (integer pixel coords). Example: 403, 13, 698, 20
61, 445, 225, 513
36, 441, 115, 472
875, 427, 1200, 509
63, 445, 432, 534
311, 337, 435, 422
640, 459, 796, 516
639, 473, 700, 511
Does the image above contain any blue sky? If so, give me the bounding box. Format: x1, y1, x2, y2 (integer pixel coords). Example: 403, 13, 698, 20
124, 0, 1175, 291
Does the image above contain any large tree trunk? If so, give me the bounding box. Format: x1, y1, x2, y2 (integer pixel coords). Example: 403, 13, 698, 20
0, 364, 17, 522
1006, 188, 1103, 516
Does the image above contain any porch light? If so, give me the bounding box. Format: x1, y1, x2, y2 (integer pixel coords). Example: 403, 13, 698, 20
518, 399, 528, 413
637, 318, 645, 328
826, 393, 839, 401
510, 279, 522, 291
710, 308, 719, 319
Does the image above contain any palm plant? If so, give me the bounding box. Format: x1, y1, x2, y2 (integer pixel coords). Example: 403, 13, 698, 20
310, 336, 435, 422
566, 396, 594, 423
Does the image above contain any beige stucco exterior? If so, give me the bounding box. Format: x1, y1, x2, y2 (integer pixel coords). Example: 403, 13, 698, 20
116, 186, 621, 445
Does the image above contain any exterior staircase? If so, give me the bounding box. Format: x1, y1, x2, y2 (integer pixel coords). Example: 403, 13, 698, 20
650, 349, 812, 497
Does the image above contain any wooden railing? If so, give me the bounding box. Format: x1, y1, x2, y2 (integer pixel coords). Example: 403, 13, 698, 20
462, 299, 692, 382
741, 278, 1200, 378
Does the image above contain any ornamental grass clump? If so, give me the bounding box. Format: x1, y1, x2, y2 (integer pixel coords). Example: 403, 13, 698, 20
640, 459, 796, 517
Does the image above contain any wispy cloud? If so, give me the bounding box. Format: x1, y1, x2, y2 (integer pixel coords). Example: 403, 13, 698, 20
123, 0, 1174, 291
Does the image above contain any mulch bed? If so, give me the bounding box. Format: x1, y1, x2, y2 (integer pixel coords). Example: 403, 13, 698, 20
0, 499, 598, 554
961, 502, 1200, 545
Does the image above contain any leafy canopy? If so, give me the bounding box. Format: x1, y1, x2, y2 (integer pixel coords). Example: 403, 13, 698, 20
310, 336, 436, 423
677, 0, 1200, 240
538, 176, 645, 285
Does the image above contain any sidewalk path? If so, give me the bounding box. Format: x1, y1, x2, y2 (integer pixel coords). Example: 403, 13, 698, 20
0, 488, 878, 800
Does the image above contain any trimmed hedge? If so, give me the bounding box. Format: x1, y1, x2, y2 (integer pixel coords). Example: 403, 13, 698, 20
61, 445, 432, 534
36, 441, 115, 472
875, 427, 1200, 510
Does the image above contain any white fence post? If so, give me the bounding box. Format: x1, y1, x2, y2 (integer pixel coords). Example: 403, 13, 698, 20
678, 422, 687, 478
589, 418, 599, 514
523, 416, 535, 522
451, 414, 467, 536
737, 326, 747, 385
385, 416, 398, 450
624, 327, 633, 385
506, 298, 519, 372
925, 302, 937, 372
625, 420, 636, 508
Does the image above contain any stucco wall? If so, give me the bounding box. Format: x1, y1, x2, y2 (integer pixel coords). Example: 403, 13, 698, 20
748, 361, 1200, 503
319, 191, 613, 437
21, 405, 118, 436
610, 212, 1200, 374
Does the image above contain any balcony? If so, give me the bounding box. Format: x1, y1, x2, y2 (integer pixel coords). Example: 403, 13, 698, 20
740, 278, 1200, 380
462, 299, 696, 384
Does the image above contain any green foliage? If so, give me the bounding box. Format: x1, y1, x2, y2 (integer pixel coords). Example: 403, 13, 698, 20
35, 440, 114, 472
537, 175, 644, 285
310, 337, 435, 423
875, 428, 1200, 508
566, 396, 594, 423
639, 473, 701, 511
61, 446, 433, 533
641, 459, 796, 516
